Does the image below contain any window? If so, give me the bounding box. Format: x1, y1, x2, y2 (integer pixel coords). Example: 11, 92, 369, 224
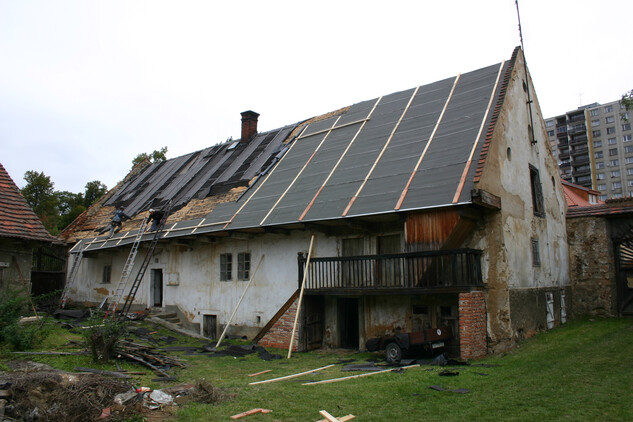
611, 170, 620, 178
610, 159, 619, 166
546, 120, 555, 127
624, 134, 632, 142
593, 130, 601, 137
598, 184, 606, 191
597, 173, 606, 180
613, 193, 624, 198
556, 126, 567, 134
608, 137, 617, 145
529, 165, 544, 217
609, 148, 618, 156
607, 127, 616, 134
238, 253, 251, 280
531, 238, 541, 267
594, 140, 603, 148
595, 151, 604, 159
590, 109, 599, 117
600, 195, 607, 201
625, 146, 633, 153
102, 265, 111, 284
606, 116, 615, 124
605, 105, 614, 113
628, 180, 633, 187
591, 119, 600, 126
623, 123, 632, 131
220, 253, 232, 281
548, 130, 555, 137
612, 181, 622, 189
596, 162, 605, 169
627, 167, 633, 174
622, 112, 630, 121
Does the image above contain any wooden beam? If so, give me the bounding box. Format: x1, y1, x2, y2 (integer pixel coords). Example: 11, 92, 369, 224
471, 189, 501, 210
317, 415, 355, 422
288, 235, 314, 358
318, 410, 340, 422
249, 364, 335, 385
247, 369, 272, 377
302, 364, 419, 385
230, 408, 272, 419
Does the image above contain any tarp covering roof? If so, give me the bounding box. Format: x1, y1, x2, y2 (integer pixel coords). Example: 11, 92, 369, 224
73, 49, 518, 252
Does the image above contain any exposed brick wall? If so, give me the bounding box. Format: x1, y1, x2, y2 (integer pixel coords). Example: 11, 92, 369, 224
257, 298, 301, 352
459, 291, 487, 360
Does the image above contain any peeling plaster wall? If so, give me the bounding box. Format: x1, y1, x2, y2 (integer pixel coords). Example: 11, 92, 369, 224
470, 52, 570, 353
567, 216, 617, 316
70, 232, 338, 338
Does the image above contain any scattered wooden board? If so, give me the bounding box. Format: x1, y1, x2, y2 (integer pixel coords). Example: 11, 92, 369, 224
303, 364, 420, 385
248, 369, 272, 377
230, 408, 272, 419
249, 364, 335, 385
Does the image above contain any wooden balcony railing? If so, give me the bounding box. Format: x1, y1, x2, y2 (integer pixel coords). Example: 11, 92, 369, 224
298, 249, 483, 294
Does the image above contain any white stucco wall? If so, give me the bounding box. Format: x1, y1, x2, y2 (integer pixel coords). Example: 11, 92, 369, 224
69, 231, 339, 337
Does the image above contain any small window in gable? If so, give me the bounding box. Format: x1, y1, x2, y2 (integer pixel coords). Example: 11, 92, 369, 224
220, 253, 232, 281
531, 238, 541, 267
529, 165, 545, 217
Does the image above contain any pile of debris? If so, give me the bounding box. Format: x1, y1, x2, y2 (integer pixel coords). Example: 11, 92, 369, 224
0, 361, 229, 421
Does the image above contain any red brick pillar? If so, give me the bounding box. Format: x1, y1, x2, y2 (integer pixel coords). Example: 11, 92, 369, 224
459, 291, 487, 360
257, 299, 301, 352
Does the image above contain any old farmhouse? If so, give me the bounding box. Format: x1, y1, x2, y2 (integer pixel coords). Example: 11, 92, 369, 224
60, 47, 570, 359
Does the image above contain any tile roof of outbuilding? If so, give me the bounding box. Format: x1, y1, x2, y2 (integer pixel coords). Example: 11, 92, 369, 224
0, 163, 59, 243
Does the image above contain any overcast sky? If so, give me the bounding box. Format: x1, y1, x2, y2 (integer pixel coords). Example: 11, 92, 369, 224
2, 0, 632, 193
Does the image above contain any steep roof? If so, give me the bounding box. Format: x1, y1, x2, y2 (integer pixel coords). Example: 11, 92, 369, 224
0, 163, 58, 243
71, 48, 520, 252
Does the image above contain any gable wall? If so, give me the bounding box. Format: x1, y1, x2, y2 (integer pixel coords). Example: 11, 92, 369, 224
468, 51, 570, 352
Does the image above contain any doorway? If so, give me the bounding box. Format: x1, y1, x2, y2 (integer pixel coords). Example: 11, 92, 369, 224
303, 296, 324, 350
338, 298, 359, 349
150, 269, 163, 307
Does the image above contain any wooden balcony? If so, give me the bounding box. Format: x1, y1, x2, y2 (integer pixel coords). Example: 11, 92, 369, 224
298, 249, 483, 295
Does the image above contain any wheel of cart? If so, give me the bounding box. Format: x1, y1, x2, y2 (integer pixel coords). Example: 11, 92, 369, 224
385, 342, 403, 363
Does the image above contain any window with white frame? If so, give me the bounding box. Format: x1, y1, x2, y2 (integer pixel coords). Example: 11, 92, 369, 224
610, 159, 620, 166
596, 162, 605, 169
598, 184, 606, 191
594, 140, 602, 148
623, 123, 632, 131
591, 119, 600, 126
607, 127, 616, 134
624, 134, 632, 142
608, 137, 617, 145
605, 105, 614, 113
595, 151, 604, 159
606, 116, 616, 124
597, 173, 606, 180
609, 148, 618, 156
590, 109, 599, 117
627, 167, 633, 175
611, 170, 621, 178
548, 130, 555, 137
625, 146, 633, 153
613, 181, 622, 189
546, 120, 555, 127
593, 130, 601, 137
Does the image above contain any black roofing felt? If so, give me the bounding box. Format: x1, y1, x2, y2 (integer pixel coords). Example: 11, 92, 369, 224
78, 57, 511, 252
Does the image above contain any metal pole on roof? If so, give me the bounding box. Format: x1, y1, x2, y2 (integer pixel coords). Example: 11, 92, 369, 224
515, 0, 537, 145
287, 235, 315, 359
215, 255, 265, 348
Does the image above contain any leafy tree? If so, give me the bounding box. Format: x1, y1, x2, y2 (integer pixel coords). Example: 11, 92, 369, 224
21, 171, 59, 233
56, 190, 86, 231
131, 146, 168, 169
621, 89, 633, 119
83, 180, 107, 207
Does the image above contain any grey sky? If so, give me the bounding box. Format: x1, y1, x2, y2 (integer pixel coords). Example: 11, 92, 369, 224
1, 0, 632, 193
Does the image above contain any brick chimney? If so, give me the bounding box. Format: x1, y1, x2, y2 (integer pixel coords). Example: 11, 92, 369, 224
240, 110, 259, 143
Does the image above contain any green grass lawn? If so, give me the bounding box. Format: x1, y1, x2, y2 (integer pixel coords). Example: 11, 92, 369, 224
2, 317, 632, 421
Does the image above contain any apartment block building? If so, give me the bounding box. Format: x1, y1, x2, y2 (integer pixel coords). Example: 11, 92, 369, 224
546, 99, 633, 200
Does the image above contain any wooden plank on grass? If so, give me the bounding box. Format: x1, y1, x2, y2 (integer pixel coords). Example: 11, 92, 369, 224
230, 408, 272, 419
248, 369, 272, 377
249, 364, 334, 385
302, 364, 420, 385
319, 410, 340, 421
317, 415, 355, 422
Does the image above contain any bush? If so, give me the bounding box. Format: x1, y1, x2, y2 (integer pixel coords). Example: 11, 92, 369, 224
83, 309, 127, 363
0, 290, 47, 351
